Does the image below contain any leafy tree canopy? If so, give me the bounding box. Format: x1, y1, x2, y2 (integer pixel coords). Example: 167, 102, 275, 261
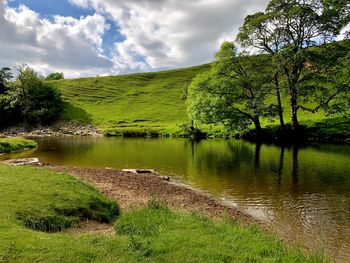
187, 42, 277, 133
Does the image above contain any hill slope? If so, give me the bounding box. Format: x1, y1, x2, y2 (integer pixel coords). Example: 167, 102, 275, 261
50, 64, 210, 135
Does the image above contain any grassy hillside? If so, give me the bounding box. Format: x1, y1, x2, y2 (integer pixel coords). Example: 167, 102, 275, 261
49, 65, 210, 135
49, 41, 349, 137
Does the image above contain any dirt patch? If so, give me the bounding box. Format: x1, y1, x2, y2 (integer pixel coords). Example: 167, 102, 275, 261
49, 166, 258, 226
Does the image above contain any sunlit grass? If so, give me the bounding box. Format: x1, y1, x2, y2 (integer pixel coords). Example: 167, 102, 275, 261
0, 137, 37, 153
0, 165, 327, 262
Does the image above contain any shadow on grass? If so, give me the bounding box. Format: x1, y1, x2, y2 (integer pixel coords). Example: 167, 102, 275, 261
60, 102, 93, 124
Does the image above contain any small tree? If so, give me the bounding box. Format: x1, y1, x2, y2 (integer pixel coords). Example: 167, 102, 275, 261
45, 72, 65, 80
187, 42, 277, 134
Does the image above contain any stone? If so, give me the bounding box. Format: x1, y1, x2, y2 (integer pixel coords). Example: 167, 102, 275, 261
2, 158, 41, 166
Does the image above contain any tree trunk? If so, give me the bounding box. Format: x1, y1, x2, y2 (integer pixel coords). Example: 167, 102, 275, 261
253, 115, 262, 134
289, 88, 299, 130
274, 76, 285, 130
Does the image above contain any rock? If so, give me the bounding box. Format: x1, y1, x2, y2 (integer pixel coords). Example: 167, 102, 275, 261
122, 169, 170, 181
2, 158, 41, 166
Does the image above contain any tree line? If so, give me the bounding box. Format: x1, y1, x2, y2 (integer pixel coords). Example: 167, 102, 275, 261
187, 0, 350, 136
0, 66, 64, 128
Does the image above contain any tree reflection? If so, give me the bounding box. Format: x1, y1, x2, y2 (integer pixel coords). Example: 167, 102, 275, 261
291, 145, 299, 192
277, 146, 285, 185
254, 142, 261, 170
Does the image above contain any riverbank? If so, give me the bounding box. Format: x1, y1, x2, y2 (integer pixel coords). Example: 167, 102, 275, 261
0, 163, 326, 262
0, 137, 37, 154
0, 121, 102, 137
1, 113, 349, 146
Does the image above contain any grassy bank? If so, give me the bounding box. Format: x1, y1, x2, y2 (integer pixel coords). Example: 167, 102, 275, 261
0, 165, 326, 262
0, 138, 37, 154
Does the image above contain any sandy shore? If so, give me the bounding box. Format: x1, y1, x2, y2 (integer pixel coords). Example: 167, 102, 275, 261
49, 166, 258, 226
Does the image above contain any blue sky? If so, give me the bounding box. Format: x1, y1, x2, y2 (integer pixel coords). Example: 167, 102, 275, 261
8, 0, 93, 18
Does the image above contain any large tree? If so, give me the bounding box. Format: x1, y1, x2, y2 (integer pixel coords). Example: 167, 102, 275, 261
237, 0, 350, 130
187, 42, 276, 134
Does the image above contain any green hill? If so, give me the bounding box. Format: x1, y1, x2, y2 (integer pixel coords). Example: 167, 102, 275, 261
49, 42, 349, 138
50, 64, 210, 135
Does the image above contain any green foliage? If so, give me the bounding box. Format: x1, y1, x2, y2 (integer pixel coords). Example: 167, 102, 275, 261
0, 65, 64, 127
0, 137, 37, 153
187, 42, 276, 133
45, 72, 64, 80
301, 41, 350, 115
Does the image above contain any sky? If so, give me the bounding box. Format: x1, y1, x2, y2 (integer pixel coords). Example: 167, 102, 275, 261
0, 0, 348, 78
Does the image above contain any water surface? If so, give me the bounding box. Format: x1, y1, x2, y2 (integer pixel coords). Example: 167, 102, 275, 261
2, 137, 350, 261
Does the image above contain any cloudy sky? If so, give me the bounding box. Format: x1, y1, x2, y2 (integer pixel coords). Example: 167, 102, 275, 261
1, 0, 347, 78
0, 0, 274, 77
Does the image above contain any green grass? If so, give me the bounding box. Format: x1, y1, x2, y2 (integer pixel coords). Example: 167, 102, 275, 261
49, 64, 210, 135
0, 138, 37, 153
0, 165, 326, 262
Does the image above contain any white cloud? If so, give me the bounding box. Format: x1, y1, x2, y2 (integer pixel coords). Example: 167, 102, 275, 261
70, 0, 269, 73
1, 0, 270, 77
0, 1, 113, 78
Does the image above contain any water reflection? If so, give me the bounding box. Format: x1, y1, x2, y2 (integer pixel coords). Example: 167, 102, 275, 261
1, 137, 350, 261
